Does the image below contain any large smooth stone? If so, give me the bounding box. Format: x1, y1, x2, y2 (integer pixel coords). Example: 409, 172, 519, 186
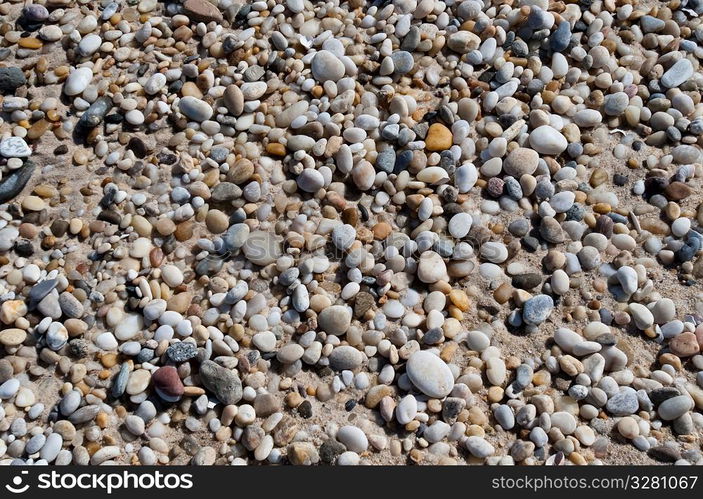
406, 350, 454, 398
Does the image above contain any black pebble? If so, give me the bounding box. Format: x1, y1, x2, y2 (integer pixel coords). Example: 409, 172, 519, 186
297, 400, 313, 418
613, 174, 628, 186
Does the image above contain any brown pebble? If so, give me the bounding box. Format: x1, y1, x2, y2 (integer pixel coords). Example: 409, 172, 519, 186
664, 182, 692, 201
669, 332, 700, 357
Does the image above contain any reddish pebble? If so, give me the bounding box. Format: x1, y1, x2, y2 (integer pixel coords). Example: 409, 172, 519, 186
669, 332, 700, 357
152, 366, 184, 401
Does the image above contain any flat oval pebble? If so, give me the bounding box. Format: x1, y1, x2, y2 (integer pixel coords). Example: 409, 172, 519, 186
63, 67, 93, 96
522, 295, 554, 325
657, 395, 693, 421
317, 306, 351, 336
178, 96, 213, 122
529, 126, 568, 155
406, 351, 454, 398
336, 426, 368, 453
311, 50, 345, 83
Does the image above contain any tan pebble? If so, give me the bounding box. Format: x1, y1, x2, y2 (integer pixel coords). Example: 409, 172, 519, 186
285, 392, 303, 408
372, 222, 392, 239
0, 328, 26, 347
205, 209, 229, 233
174, 221, 193, 241
409, 449, 424, 463
181, 81, 203, 98
227, 159, 255, 184
69, 218, 83, 234
532, 370, 551, 386
21, 196, 46, 211
64, 318, 88, 337
316, 383, 333, 401
18, 223, 39, 239
18, 37, 42, 49
364, 384, 395, 408
617, 416, 639, 439
468, 406, 488, 426
183, 386, 205, 396
155, 218, 176, 235
266, 143, 286, 156
448, 289, 470, 311
589, 168, 608, 187
27, 119, 51, 140
569, 452, 587, 465
505, 356, 520, 369
493, 283, 513, 304
427, 398, 442, 412
440, 343, 457, 362
309, 294, 332, 312
425, 123, 453, 151
487, 386, 504, 403
100, 353, 118, 368
167, 293, 191, 314
466, 425, 485, 437
131, 215, 153, 236
1, 300, 27, 324
73, 149, 89, 165
658, 353, 682, 370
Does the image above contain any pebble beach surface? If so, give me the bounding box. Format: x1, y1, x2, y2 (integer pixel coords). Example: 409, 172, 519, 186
0, 0, 703, 466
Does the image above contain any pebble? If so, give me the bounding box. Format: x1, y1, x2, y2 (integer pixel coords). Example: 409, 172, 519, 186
448, 213, 472, 238
336, 426, 368, 453
417, 251, 448, 283
661, 59, 694, 88
0, 379, 20, 399
629, 303, 654, 330
63, 67, 93, 96
406, 351, 454, 398
606, 387, 639, 416
199, 360, 242, 405
522, 295, 554, 326
0, 137, 31, 158
529, 126, 568, 155
167, 342, 197, 362
0, 68, 26, 94
23, 4, 49, 23
252, 331, 277, 352
670, 333, 700, 357
425, 123, 453, 151
504, 148, 538, 176
465, 436, 495, 458
126, 369, 151, 395
331, 224, 356, 250
242, 231, 281, 266
311, 50, 345, 83
318, 306, 351, 336
396, 395, 417, 425
179, 96, 213, 122
297, 169, 325, 192
329, 346, 363, 371
152, 366, 184, 402
658, 395, 693, 421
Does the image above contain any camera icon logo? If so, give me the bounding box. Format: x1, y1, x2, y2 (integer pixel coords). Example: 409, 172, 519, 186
5, 471, 30, 494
